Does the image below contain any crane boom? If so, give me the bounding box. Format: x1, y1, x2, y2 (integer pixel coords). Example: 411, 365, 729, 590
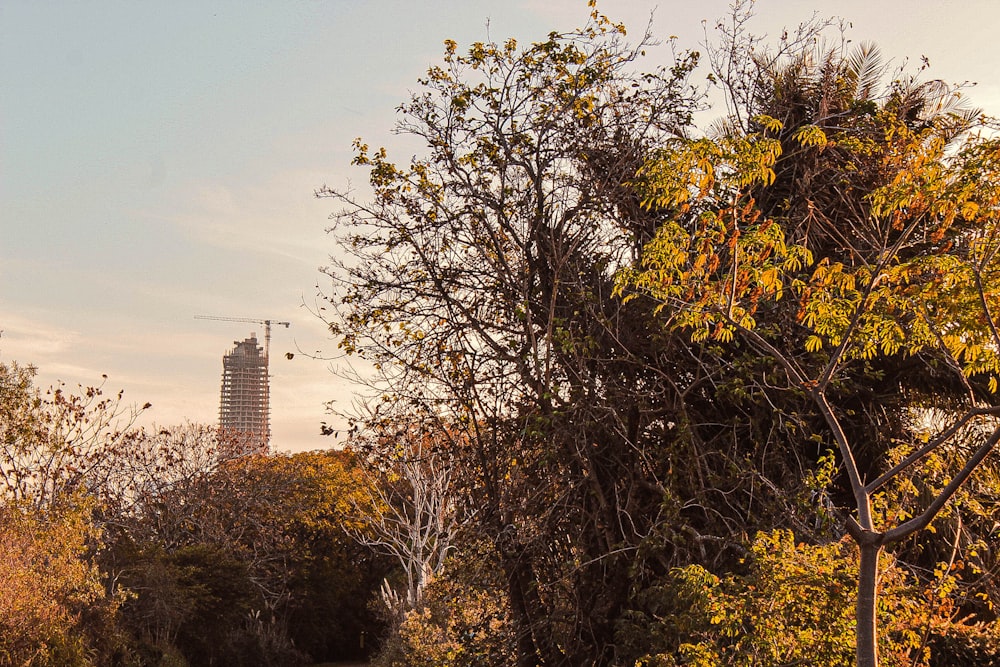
194, 315, 290, 357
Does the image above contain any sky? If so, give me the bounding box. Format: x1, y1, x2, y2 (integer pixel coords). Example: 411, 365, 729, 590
3, 0, 1000, 453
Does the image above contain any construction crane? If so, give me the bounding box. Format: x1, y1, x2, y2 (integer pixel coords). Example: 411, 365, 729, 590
194, 315, 290, 358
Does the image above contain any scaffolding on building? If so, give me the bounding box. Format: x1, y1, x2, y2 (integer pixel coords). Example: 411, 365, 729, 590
197, 316, 290, 454
219, 334, 269, 454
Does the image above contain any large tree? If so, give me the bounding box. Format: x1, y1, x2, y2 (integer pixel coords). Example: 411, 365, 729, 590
619, 18, 1000, 666
319, 9, 712, 665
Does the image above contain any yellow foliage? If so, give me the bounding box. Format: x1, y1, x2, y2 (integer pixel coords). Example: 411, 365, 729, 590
793, 124, 829, 148
619, 106, 1000, 386
628, 530, 977, 667
0, 500, 109, 666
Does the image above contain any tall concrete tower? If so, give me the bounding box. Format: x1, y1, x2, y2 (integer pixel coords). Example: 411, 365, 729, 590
218, 334, 269, 453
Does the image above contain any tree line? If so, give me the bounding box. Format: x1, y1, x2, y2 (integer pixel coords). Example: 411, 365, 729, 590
0, 361, 391, 665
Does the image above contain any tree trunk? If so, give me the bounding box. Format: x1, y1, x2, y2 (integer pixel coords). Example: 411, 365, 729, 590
856, 540, 882, 667
499, 539, 552, 667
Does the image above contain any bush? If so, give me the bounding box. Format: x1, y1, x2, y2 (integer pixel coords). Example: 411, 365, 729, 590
373, 545, 513, 667
617, 530, 958, 666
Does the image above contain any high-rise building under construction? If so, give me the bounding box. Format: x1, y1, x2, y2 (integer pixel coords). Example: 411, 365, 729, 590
218, 334, 270, 453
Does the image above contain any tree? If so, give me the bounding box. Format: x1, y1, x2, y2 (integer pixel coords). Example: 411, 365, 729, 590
0, 361, 147, 510
349, 417, 462, 614
318, 9, 706, 664
0, 361, 161, 665
94, 423, 245, 536
618, 21, 1000, 667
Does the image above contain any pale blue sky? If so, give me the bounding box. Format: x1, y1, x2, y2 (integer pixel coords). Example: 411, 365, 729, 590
3, 0, 999, 451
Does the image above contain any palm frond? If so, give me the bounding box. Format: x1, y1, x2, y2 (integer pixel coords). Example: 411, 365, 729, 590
707, 116, 743, 140
846, 41, 884, 102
